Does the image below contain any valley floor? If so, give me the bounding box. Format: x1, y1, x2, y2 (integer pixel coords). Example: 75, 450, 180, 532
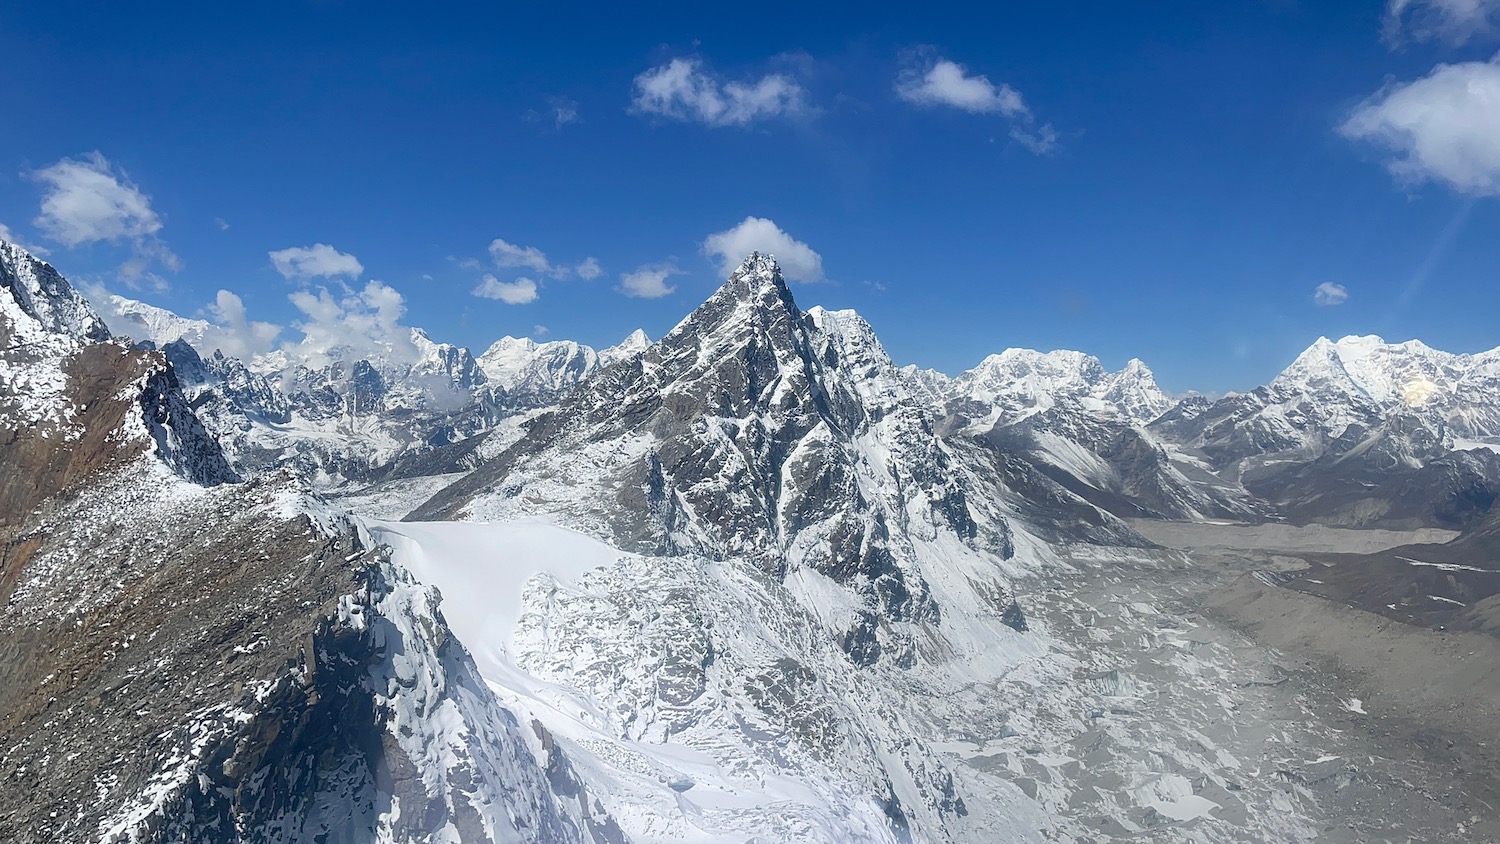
1115, 519, 1500, 842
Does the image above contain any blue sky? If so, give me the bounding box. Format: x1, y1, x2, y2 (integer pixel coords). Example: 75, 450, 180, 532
2, 0, 1498, 392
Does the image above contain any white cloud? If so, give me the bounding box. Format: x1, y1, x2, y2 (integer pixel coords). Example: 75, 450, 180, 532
269, 243, 364, 281
1339, 56, 1500, 195
631, 58, 805, 127
489, 238, 554, 274
204, 290, 283, 358
551, 97, 579, 128
896, 56, 1027, 115
1314, 282, 1350, 306
30, 152, 164, 246
532, 324, 549, 337
473, 274, 539, 304
1010, 123, 1060, 156
618, 263, 682, 299
215, 217, 230, 231
703, 216, 825, 283
28, 151, 180, 282
576, 257, 603, 280
524, 97, 581, 129
286, 280, 419, 369
895, 51, 1059, 155
1384, 0, 1500, 45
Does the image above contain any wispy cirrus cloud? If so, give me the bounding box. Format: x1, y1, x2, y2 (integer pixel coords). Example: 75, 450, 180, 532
1383, 0, 1500, 46
0, 222, 49, 256
630, 57, 805, 127
895, 49, 1059, 155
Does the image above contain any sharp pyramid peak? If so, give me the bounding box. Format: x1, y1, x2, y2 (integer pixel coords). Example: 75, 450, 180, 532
721, 251, 795, 301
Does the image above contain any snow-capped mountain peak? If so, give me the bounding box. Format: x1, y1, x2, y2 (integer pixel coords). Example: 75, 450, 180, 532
96, 293, 211, 349
599, 327, 650, 365
0, 240, 110, 345
1272, 334, 1472, 409
950, 346, 1173, 424
476, 335, 599, 394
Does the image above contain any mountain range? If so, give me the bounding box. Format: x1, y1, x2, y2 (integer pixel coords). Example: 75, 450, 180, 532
4, 238, 1499, 842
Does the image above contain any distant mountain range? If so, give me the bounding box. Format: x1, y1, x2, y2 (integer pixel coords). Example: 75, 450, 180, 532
5, 236, 1500, 842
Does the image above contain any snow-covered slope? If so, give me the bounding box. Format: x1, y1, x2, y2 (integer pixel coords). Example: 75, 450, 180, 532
9, 239, 1482, 842
348, 255, 1401, 842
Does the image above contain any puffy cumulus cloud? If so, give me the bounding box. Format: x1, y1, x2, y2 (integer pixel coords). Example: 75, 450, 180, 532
1340, 57, 1500, 195
1314, 282, 1350, 306
489, 238, 556, 275
618, 263, 682, 299
487, 238, 599, 290
28, 151, 181, 285
1383, 0, 1500, 45
630, 58, 805, 127
204, 290, 283, 358
895, 50, 1059, 155
575, 257, 603, 280
269, 243, 364, 281
896, 56, 1026, 115
703, 216, 825, 283
83, 284, 282, 360
473, 274, 539, 304
30, 152, 165, 246
285, 280, 420, 369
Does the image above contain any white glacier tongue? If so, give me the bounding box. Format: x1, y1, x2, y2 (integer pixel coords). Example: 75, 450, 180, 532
365, 516, 1053, 843
365, 518, 623, 675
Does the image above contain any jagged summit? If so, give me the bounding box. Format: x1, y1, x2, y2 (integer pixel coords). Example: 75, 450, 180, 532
948, 346, 1174, 425
600, 327, 651, 364
728, 250, 790, 292
0, 239, 110, 345
683, 251, 799, 325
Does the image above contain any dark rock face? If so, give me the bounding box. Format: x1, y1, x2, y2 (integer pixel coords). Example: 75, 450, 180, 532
983, 405, 1261, 522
